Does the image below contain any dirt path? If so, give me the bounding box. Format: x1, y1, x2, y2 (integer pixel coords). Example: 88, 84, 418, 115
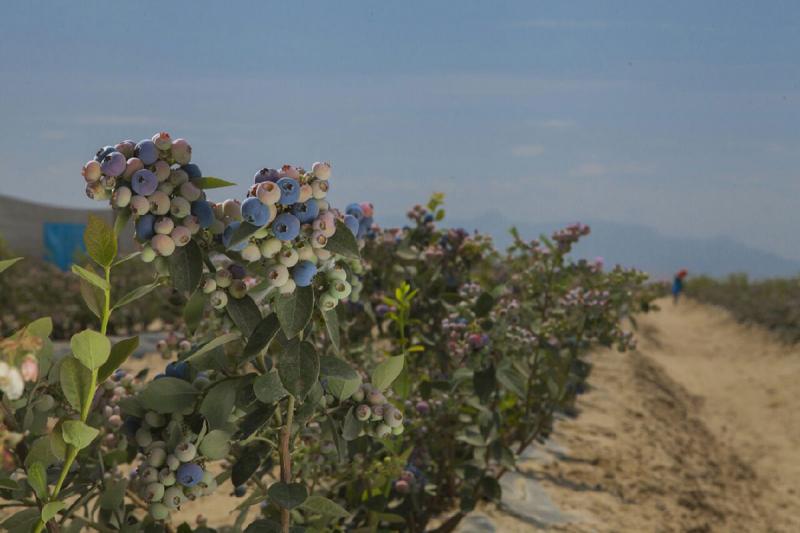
483, 298, 800, 532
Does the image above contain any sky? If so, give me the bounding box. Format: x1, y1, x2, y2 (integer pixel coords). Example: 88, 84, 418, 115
1, 1, 799, 260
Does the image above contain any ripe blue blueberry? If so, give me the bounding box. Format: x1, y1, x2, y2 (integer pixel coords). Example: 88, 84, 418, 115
254, 168, 280, 183
292, 261, 317, 287
181, 164, 202, 180
358, 216, 373, 239
131, 169, 158, 196
165, 361, 189, 380
343, 214, 359, 237
222, 221, 247, 251
241, 197, 270, 226
176, 463, 203, 487
101, 151, 126, 177
135, 214, 156, 242
345, 203, 364, 221
94, 145, 116, 162
191, 200, 214, 229
135, 140, 158, 165
276, 178, 300, 206
291, 199, 319, 224
272, 213, 300, 241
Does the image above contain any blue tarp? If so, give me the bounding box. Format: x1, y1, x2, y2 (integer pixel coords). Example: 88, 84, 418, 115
43, 223, 86, 271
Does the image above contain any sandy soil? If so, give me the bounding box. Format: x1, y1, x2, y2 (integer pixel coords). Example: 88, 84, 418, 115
483, 298, 800, 532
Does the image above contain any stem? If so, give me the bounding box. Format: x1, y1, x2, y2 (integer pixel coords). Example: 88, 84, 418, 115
280, 396, 296, 533
34, 266, 112, 533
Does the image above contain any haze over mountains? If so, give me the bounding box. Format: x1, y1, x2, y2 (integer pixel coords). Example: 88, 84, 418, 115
380, 212, 800, 280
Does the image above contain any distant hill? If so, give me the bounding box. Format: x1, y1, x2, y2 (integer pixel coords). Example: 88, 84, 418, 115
378, 212, 800, 280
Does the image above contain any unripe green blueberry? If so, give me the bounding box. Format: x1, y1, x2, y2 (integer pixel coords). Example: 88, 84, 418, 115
384, 406, 404, 428
311, 179, 328, 199
319, 293, 337, 311
374, 423, 392, 438
183, 215, 200, 235
355, 404, 371, 421
174, 442, 197, 462
200, 471, 217, 496
149, 502, 169, 521
368, 390, 386, 406
253, 226, 270, 239
86, 181, 108, 201
144, 482, 165, 502
215, 269, 232, 288
141, 245, 157, 263
152, 234, 176, 257
210, 290, 228, 310
229, 279, 248, 299
202, 278, 217, 294
311, 161, 331, 180
295, 242, 315, 261
180, 182, 202, 202
278, 248, 299, 267
166, 454, 180, 471
163, 486, 185, 509
259, 238, 282, 259
266, 264, 289, 287
145, 411, 166, 428
328, 280, 352, 300
140, 466, 159, 484
136, 427, 153, 448
351, 387, 365, 403
169, 169, 189, 186
241, 243, 261, 262
113, 186, 132, 208
223, 199, 241, 220
170, 197, 191, 218
130, 195, 150, 216
310, 231, 327, 249
370, 404, 385, 421
159, 468, 176, 486
147, 447, 167, 468
157, 182, 175, 196
327, 266, 348, 282
315, 248, 332, 261
279, 279, 296, 295
185, 485, 204, 501
34, 394, 55, 412
154, 217, 175, 235
392, 425, 404, 435
171, 226, 192, 247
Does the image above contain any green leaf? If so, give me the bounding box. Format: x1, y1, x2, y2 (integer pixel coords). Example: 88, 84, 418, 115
70, 329, 111, 370
243, 314, 281, 359
371, 355, 405, 392
195, 176, 237, 189
26, 462, 47, 499
198, 429, 231, 460
21, 317, 52, 339
71, 264, 109, 291
319, 356, 361, 401
267, 482, 308, 510
79, 277, 104, 319
185, 332, 241, 363
253, 371, 288, 404
2, 508, 40, 533
84, 214, 117, 268
342, 407, 361, 441
62, 420, 99, 450
300, 495, 349, 518
496, 361, 527, 398
183, 290, 206, 334
275, 286, 314, 339
322, 308, 340, 353
112, 208, 131, 239
232, 442, 270, 487
112, 281, 163, 310
227, 222, 261, 250
138, 377, 199, 414
98, 477, 127, 510
0, 257, 23, 275
474, 292, 495, 318
324, 220, 360, 259
98, 336, 139, 382
226, 295, 263, 337
41, 501, 66, 523
0, 476, 20, 490
277, 340, 320, 399
199, 378, 240, 430
168, 240, 203, 295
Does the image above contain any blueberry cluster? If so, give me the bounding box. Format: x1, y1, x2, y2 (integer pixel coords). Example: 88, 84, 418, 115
94, 369, 143, 451
350, 383, 405, 438
127, 363, 220, 520
81, 133, 368, 308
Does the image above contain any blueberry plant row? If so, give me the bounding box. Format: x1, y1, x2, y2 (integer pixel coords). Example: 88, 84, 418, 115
0, 133, 651, 533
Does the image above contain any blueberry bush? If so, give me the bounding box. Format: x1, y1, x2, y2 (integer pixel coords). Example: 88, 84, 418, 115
0, 133, 652, 533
